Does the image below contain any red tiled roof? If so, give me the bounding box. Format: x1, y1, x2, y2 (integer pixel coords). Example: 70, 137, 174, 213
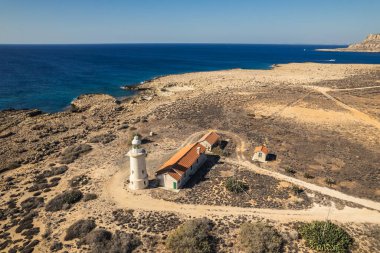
199, 131, 220, 145
168, 171, 182, 181
177, 143, 205, 169
254, 145, 269, 155
156, 143, 206, 181
158, 144, 194, 172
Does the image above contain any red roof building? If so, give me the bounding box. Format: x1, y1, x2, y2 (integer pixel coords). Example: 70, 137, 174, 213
156, 143, 207, 189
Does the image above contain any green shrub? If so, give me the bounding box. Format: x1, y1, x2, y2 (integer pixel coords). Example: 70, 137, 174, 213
45, 190, 83, 212
299, 221, 353, 252
239, 222, 283, 253
225, 177, 248, 193
166, 218, 214, 253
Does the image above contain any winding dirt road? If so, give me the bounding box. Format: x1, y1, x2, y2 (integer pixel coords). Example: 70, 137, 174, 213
104, 167, 380, 224
307, 85, 380, 130
103, 129, 380, 224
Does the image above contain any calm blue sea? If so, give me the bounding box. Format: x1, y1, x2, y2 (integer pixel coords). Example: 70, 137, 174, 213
0, 44, 379, 112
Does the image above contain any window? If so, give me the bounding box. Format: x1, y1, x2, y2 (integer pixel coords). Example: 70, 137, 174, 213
258, 152, 262, 158
142, 170, 144, 175
144, 181, 146, 186
132, 170, 134, 174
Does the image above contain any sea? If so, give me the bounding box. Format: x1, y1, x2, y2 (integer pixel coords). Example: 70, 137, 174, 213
0, 44, 379, 112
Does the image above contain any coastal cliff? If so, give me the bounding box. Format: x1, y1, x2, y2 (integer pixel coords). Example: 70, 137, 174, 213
318, 33, 380, 52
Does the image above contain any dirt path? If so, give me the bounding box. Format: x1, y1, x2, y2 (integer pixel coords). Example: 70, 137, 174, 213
218, 130, 247, 161
333, 85, 380, 91
307, 85, 380, 130
103, 129, 380, 224
104, 167, 380, 224
227, 159, 380, 211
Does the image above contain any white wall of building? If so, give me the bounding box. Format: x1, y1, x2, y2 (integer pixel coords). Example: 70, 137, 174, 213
157, 173, 178, 189
252, 151, 267, 163
157, 153, 207, 189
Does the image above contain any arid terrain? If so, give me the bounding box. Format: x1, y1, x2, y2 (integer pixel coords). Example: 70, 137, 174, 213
1, 63, 380, 252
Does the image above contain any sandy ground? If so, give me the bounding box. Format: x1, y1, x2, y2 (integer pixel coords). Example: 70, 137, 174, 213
1, 63, 380, 252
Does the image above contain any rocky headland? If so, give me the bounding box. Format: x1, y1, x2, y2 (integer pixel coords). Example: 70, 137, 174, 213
318, 33, 380, 52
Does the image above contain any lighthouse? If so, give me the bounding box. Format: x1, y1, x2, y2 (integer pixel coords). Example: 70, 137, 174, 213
127, 135, 148, 190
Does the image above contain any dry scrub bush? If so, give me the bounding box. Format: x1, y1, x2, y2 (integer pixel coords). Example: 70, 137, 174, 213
88, 133, 116, 144
303, 172, 314, 179
64, 219, 96, 241
0, 161, 21, 173
82, 229, 141, 253
45, 190, 83, 212
325, 177, 336, 185
166, 218, 214, 253
83, 193, 98, 202
238, 222, 283, 253
211, 146, 229, 157
60, 144, 92, 164
285, 167, 296, 175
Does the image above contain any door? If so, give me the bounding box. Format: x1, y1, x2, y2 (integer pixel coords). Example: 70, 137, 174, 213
173, 181, 177, 189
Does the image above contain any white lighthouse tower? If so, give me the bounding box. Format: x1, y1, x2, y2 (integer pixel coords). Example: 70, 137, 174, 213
127, 135, 148, 190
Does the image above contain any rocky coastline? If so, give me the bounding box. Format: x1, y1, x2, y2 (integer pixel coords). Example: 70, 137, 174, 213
1, 63, 379, 252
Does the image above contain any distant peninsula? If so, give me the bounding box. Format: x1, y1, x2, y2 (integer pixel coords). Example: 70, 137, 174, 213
317, 34, 380, 52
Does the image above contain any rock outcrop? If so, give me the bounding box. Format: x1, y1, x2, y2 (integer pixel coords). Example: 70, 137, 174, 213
318, 34, 380, 52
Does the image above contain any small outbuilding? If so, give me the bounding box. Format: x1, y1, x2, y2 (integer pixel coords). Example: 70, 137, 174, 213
252, 145, 269, 163
199, 131, 221, 151
156, 143, 207, 189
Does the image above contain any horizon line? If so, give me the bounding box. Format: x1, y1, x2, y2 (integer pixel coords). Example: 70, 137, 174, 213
0, 42, 347, 46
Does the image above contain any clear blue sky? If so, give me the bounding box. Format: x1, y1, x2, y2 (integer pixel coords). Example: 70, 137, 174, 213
0, 0, 379, 44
